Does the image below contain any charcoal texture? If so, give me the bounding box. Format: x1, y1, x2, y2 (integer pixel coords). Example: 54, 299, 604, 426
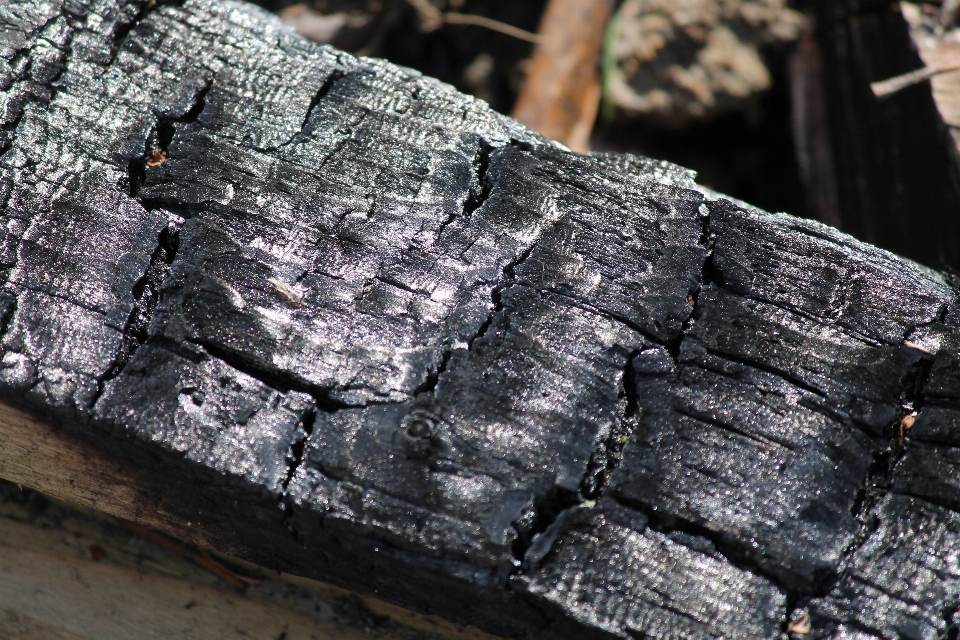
2, 1, 960, 638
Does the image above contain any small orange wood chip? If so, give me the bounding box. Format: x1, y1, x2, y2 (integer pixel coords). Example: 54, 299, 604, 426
788, 610, 811, 635
146, 149, 167, 167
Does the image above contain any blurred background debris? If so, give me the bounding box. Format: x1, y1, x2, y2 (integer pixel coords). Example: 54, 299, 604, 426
788, 0, 960, 267
604, 0, 805, 124
900, 1, 960, 151
255, 0, 960, 269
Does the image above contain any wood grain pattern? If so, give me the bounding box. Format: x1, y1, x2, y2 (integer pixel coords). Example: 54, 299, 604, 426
0, 480, 502, 640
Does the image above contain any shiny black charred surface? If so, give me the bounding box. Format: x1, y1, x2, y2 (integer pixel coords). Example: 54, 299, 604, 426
2, 1, 960, 638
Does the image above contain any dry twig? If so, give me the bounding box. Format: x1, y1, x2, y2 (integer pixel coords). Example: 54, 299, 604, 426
871, 62, 960, 98
406, 0, 540, 43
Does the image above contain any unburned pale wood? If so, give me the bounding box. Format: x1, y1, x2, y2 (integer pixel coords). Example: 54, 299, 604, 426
0, 478, 503, 640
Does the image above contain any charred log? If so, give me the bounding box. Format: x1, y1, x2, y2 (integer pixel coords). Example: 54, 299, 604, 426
1, 1, 960, 639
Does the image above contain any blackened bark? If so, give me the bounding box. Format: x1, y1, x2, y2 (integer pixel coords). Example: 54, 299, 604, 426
2, 1, 960, 639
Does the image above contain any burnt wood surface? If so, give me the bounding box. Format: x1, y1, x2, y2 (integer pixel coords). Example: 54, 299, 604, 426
2, 1, 960, 638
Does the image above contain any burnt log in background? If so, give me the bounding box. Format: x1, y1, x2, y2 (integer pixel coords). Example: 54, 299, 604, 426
2, 1, 960, 638
791, 0, 960, 268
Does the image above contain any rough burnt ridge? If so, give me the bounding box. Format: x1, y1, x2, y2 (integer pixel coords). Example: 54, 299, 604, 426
2, 1, 960, 638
